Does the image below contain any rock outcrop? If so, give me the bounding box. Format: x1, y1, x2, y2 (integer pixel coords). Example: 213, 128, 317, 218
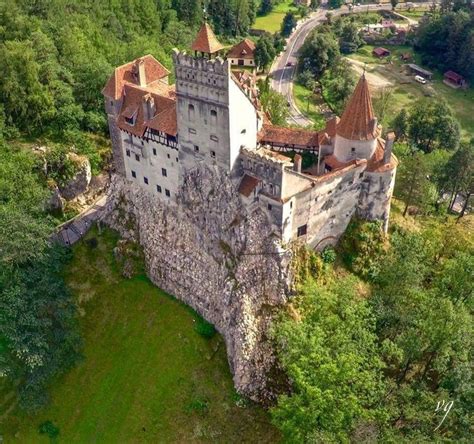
58, 153, 92, 200
104, 165, 292, 401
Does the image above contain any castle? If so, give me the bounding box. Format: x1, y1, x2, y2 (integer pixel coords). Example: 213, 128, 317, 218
103, 23, 397, 251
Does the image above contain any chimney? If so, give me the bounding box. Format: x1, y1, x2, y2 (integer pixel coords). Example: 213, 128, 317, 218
293, 154, 302, 173
370, 117, 378, 135
137, 59, 147, 87
144, 95, 155, 120
384, 132, 395, 164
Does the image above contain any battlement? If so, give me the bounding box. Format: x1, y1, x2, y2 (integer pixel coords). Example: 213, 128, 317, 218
172, 49, 229, 77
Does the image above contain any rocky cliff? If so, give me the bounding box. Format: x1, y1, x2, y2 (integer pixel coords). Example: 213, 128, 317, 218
103, 165, 292, 402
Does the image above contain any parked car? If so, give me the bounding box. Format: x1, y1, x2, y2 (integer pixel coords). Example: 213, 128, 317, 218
286, 61, 293, 67
415, 75, 427, 84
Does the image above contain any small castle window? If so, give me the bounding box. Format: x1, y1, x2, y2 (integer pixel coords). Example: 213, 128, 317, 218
176, 157, 179, 162
210, 150, 216, 158
141, 140, 144, 146
359, 172, 364, 178
162, 168, 167, 177
157, 185, 162, 193
241, 129, 246, 134
135, 154, 140, 162
165, 189, 171, 197
131, 170, 136, 178
297, 224, 307, 237
210, 109, 217, 125
267, 203, 272, 211
125, 116, 134, 125
210, 135, 218, 142
126, 149, 131, 157
144, 177, 149, 185
188, 104, 195, 121
194, 145, 199, 152
290, 201, 293, 209
153, 148, 157, 156
167, 153, 170, 159
351, 147, 356, 152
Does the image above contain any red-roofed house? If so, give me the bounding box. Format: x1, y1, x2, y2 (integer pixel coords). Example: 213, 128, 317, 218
372, 47, 391, 58
443, 70, 468, 89
227, 39, 256, 67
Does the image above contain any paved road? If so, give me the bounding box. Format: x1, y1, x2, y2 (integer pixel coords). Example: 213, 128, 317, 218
270, 2, 431, 127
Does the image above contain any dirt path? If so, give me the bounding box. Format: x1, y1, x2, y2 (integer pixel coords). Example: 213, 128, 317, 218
347, 58, 394, 90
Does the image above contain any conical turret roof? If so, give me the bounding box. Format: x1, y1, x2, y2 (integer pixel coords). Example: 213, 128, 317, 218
337, 75, 379, 141
191, 22, 224, 54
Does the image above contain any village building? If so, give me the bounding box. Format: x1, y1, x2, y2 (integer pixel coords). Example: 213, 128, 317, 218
103, 23, 397, 250
406, 63, 433, 80
372, 47, 391, 58
227, 38, 256, 67
443, 70, 468, 89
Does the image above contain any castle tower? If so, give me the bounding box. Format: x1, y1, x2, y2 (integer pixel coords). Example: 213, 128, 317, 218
333, 75, 380, 162
191, 22, 224, 58
174, 23, 259, 174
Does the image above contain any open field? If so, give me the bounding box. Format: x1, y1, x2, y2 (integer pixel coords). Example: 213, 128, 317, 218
254, 0, 297, 33
346, 44, 474, 140
0, 228, 278, 443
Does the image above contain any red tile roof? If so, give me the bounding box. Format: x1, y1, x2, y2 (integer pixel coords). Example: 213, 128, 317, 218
258, 124, 319, 148
366, 138, 398, 172
102, 55, 169, 100
238, 174, 260, 197
444, 70, 465, 83
337, 75, 380, 141
117, 84, 176, 137
191, 23, 224, 54
227, 39, 256, 59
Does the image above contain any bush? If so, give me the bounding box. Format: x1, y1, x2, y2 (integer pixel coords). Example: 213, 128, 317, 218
38, 420, 60, 439
194, 317, 216, 339
340, 220, 385, 281
320, 247, 336, 264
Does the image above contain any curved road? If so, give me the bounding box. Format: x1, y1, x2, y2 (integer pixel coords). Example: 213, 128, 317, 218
270, 2, 431, 127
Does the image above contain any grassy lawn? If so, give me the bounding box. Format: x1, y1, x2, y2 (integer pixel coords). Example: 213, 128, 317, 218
347, 44, 474, 140
293, 82, 326, 130
0, 228, 279, 443
254, 0, 297, 33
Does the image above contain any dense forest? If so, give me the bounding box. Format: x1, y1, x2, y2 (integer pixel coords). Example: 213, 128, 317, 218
1, 1, 473, 441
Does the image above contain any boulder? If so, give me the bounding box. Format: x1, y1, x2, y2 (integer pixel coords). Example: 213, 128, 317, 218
58, 153, 91, 200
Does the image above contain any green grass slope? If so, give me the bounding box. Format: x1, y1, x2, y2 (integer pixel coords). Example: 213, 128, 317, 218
0, 228, 278, 443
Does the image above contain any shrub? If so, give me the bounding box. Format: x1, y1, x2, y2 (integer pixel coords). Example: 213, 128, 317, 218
38, 420, 60, 439
320, 247, 336, 264
340, 219, 385, 281
194, 317, 216, 339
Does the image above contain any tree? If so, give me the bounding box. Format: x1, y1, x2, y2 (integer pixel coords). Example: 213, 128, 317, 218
328, 0, 344, 9
260, 89, 289, 126
407, 100, 461, 153
394, 152, 437, 216
259, 0, 273, 15
321, 58, 356, 114
373, 86, 394, 123
271, 276, 385, 443
254, 34, 276, 71
281, 12, 297, 37
339, 22, 363, 54
391, 108, 408, 141
300, 30, 340, 78
390, 0, 398, 10
440, 141, 474, 216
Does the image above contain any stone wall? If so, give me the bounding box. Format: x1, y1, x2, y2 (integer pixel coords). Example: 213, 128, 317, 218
103, 165, 291, 402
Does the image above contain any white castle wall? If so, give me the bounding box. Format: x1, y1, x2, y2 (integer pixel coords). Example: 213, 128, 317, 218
121, 132, 180, 202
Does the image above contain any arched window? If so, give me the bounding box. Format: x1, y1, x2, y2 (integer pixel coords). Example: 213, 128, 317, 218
188, 104, 195, 121
210, 109, 217, 125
